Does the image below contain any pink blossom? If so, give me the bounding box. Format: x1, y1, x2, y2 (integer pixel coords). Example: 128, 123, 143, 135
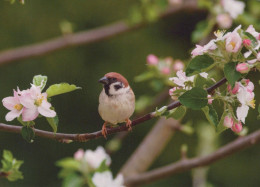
236, 63, 250, 74
191, 45, 204, 57
173, 60, 184, 71
243, 39, 251, 47
225, 28, 242, 53
246, 25, 259, 39
74, 149, 84, 160
169, 87, 177, 96
231, 122, 243, 133
20, 84, 56, 121
224, 116, 233, 128
191, 41, 217, 57
147, 54, 159, 65
2, 89, 23, 121
216, 13, 232, 29
161, 67, 171, 75
227, 82, 239, 94
207, 95, 213, 104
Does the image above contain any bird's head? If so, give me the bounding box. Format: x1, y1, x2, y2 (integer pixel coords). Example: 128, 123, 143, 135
99, 72, 129, 96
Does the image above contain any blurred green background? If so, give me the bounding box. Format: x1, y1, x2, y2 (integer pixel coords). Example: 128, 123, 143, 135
0, 0, 260, 186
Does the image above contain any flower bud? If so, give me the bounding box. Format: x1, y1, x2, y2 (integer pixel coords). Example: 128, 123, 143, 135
147, 54, 159, 65
173, 60, 184, 71
227, 82, 239, 94
169, 88, 176, 96
224, 116, 233, 128
74, 149, 84, 160
161, 67, 171, 75
216, 13, 232, 29
231, 122, 243, 133
243, 39, 251, 47
207, 95, 213, 104
236, 63, 250, 74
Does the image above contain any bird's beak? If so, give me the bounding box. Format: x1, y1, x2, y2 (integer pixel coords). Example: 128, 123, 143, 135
99, 76, 109, 85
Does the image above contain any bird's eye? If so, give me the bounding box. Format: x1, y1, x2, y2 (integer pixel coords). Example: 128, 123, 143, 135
114, 84, 122, 90
112, 78, 117, 81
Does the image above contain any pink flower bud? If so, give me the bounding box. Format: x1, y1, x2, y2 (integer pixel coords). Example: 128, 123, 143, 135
161, 67, 171, 75
236, 63, 250, 74
224, 116, 233, 128
216, 14, 232, 29
227, 82, 239, 94
258, 33, 260, 40
169, 87, 176, 96
231, 122, 243, 133
74, 149, 84, 160
173, 60, 184, 71
207, 95, 213, 104
147, 54, 159, 65
243, 39, 251, 47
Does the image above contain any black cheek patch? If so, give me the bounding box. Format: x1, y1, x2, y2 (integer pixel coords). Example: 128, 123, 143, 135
114, 84, 122, 91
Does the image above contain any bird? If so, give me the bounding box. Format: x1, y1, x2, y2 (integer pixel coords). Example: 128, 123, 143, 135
98, 72, 135, 138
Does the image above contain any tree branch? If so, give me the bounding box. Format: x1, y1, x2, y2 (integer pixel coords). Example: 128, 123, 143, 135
0, 78, 227, 142
124, 129, 260, 186
0, 0, 200, 65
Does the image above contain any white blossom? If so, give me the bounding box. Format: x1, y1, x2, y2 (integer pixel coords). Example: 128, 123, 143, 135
92, 171, 125, 187
222, 0, 245, 19
84, 146, 111, 169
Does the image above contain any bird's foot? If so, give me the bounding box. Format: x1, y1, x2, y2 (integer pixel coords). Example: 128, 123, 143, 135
125, 119, 132, 131
102, 122, 108, 139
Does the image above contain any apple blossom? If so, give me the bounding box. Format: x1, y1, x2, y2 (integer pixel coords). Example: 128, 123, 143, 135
216, 13, 232, 29
191, 40, 217, 57
169, 70, 208, 90
225, 27, 242, 53
222, 0, 245, 19
224, 116, 233, 128
147, 54, 159, 65
231, 122, 243, 133
84, 146, 111, 169
92, 171, 125, 187
2, 89, 24, 121
246, 25, 259, 39
207, 95, 213, 104
19, 84, 56, 121
236, 63, 250, 74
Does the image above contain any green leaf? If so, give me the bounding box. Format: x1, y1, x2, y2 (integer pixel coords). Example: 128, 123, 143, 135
7, 170, 23, 181
186, 55, 214, 76
155, 106, 167, 117
167, 106, 186, 120
3, 150, 13, 163
224, 62, 242, 87
46, 83, 81, 97
56, 158, 80, 170
243, 31, 258, 48
179, 87, 208, 110
21, 126, 35, 143
217, 111, 229, 133
62, 173, 84, 187
33, 75, 47, 91
202, 105, 219, 127
194, 74, 215, 88
96, 160, 109, 172
46, 116, 59, 133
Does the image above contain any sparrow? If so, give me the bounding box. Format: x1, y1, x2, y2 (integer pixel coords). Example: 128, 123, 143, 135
98, 72, 135, 138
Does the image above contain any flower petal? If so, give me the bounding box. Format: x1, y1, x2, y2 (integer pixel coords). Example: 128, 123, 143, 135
20, 93, 35, 108
2, 96, 18, 110
22, 107, 39, 121
38, 101, 56, 118
5, 110, 22, 121
236, 105, 249, 123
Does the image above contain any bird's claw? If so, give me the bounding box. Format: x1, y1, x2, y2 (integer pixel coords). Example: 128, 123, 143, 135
102, 122, 108, 139
126, 119, 132, 131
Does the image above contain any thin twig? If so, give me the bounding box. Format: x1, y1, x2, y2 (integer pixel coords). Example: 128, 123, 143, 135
0, 0, 200, 65
124, 129, 260, 186
0, 78, 227, 142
